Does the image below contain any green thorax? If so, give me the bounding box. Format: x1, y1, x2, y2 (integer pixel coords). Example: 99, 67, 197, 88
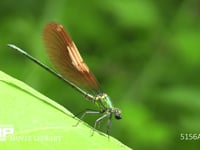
95, 93, 114, 111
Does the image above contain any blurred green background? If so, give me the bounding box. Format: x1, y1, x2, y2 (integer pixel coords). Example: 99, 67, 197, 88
1, 0, 200, 149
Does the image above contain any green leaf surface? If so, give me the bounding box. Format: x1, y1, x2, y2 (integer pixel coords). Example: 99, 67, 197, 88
0, 71, 131, 150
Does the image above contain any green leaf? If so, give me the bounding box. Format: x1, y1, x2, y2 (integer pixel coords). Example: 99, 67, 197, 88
0, 71, 131, 150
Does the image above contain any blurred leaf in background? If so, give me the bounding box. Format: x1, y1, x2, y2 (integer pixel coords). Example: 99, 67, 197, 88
1, 0, 200, 149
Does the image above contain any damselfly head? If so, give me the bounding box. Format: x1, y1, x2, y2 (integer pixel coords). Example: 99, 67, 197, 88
114, 108, 122, 120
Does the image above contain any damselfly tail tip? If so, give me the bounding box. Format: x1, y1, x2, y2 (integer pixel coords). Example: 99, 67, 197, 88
7, 44, 27, 55
7, 44, 15, 48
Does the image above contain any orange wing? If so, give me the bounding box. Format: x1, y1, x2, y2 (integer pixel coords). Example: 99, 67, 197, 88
43, 22, 100, 92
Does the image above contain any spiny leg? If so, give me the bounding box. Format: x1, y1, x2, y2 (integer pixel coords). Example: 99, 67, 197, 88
73, 109, 101, 127
92, 113, 110, 136
106, 114, 112, 138
73, 109, 98, 119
